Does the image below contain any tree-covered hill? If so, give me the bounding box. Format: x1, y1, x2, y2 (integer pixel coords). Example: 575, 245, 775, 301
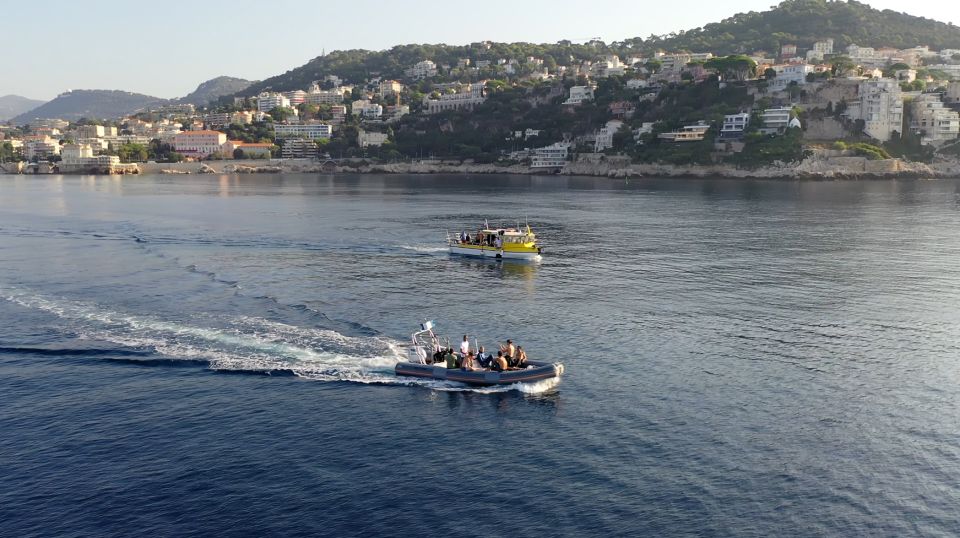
243, 42, 610, 94
12, 90, 165, 123
242, 0, 960, 94
618, 0, 960, 56
178, 76, 254, 106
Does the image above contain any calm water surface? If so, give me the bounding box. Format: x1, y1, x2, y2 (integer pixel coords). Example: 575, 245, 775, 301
2, 174, 960, 537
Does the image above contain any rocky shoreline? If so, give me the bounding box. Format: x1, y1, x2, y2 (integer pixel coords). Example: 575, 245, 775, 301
271, 155, 960, 180
122, 153, 960, 180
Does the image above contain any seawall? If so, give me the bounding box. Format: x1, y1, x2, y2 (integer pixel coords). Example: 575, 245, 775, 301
11, 156, 958, 180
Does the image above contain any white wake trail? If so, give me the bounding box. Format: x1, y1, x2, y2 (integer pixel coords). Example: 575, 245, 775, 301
0, 287, 558, 393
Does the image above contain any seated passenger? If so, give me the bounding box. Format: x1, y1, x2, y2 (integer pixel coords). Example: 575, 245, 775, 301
432, 348, 444, 365
492, 351, 508, 372
461, 351, 477, 370
514, 346, 528, 368
475, 346, 491, 368
444, 348, 457, 369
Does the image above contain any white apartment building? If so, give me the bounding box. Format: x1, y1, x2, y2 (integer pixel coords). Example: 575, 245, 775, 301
851, 78, 903, 142
378, 80, 404, 96
656, 53, 692, 73
60, 143, 122, 171
23, 137, 60, 160
658, 122, 711, 142
75, 125, 105, 139
591, 55, 626, 78
257, 92, 291, 112
531, 143, 569, 168
910, 93, 960, 145
770, 64, 814, 91
60, 143, 94, 163
204, 113, 232, 127
720, 113, 750, 138
283, 90, 307, 106
806, 39, 834, 62
759, 107, 795, 133
357, 130, 389, 148
280, 138, 318, 159
594, 120, 624, 152
564, 85, 594, 105
274, 123, 332, 140
422, 83, 485, 114
351, 100, 383, 119
405, 60, 438, 79
305, 89, 345, 105
626, 79, 649, 90
173, 130, 228, 158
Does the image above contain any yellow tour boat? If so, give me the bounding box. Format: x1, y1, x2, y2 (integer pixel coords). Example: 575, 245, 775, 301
448, 223, 542, 260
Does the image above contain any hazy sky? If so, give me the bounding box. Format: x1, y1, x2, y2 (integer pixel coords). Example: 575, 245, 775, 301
3, 0, 959, 101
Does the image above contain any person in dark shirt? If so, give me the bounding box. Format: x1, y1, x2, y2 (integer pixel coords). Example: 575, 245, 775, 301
475, 346, 491, 368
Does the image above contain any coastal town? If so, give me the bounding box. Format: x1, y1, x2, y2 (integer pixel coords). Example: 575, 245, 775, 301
3, 38, 960, 177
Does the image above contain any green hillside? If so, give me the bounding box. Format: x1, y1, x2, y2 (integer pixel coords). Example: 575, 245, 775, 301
179, 76, 254, 106
243, 0, 960, 94
12, 90, 165, 123
244, 42, 608, 94
622, 0, 960, 55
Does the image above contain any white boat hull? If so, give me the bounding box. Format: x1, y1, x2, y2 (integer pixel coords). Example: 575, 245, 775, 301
449, 246, 541, 260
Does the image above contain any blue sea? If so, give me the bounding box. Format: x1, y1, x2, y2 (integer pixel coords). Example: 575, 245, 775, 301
2, 174, 960, 537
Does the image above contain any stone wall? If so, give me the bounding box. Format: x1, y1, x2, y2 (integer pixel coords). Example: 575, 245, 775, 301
804, 118, 847, 140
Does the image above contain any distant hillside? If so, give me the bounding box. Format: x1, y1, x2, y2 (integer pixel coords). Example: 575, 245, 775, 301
241, 43, 607, 94
0, 95, 46, 122
179, 76, 254, 106
621, 0, 960, 55
11, 90, 165, 124
242, 0, 960, 95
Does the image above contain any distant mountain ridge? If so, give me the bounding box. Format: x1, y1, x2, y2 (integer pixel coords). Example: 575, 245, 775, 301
11, 90, 166, 123
9, 76, 255, 124
0, 95, 46, 122
178, 76, 255, 105
242, 0, 960, 95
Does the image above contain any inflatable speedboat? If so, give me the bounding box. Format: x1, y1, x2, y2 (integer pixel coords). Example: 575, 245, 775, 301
394, 321, 564, 387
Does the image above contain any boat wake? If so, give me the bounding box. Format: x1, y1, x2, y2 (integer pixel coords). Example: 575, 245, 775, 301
0, 287, 557, 394
397, 244, 449, 255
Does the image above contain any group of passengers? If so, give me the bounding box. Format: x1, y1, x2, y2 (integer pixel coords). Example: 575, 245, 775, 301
430, 335, 528, 372
459, 231, 503, 249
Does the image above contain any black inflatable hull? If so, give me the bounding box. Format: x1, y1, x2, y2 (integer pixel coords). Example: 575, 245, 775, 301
395, 360, 564, 386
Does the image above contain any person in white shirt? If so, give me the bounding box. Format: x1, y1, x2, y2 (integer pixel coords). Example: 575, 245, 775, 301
459, 335, 470, 356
